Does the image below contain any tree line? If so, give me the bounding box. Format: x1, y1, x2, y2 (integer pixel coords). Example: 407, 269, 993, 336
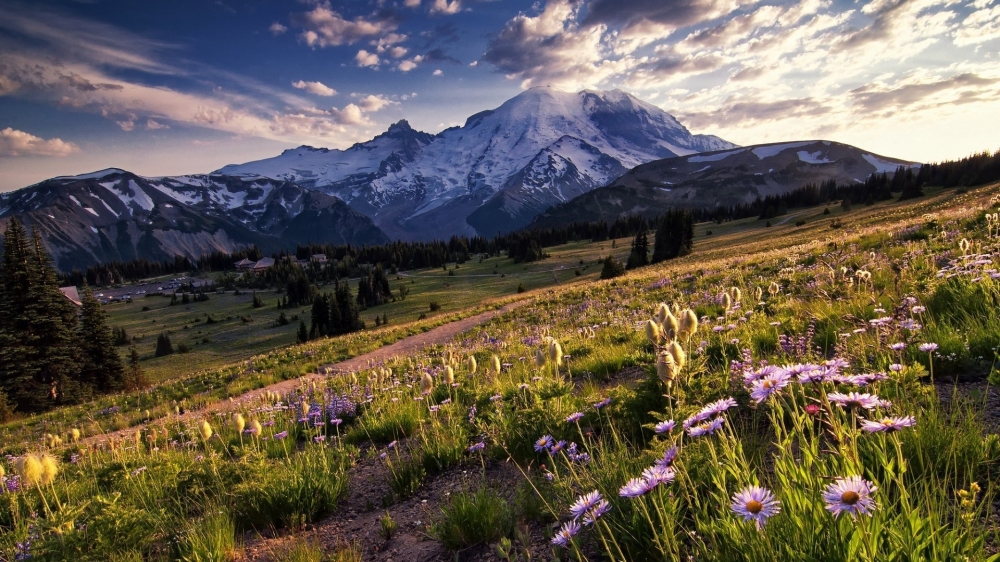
0, 219, 144, 417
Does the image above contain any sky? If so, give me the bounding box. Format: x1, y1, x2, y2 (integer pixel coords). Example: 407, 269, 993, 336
0, 0, 998, 191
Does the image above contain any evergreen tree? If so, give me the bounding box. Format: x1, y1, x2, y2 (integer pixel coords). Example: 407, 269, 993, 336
79, 287, 127, 393
600, 255, 625, 279
297, 320, 308, 343
0, 218, 36, 410
625, 231, 650, 270
155, 333, 174, 357
125, 344, 149, 391
252, 291, 264, 308
651, 211, 694, 264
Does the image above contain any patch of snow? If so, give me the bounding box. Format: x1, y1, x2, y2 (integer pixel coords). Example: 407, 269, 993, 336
84, 207, 99, 217
862, 154, 909, 174
98, 198, 120, 217
752, 142, 812, 160
90, 226, 98, 233
688, 149, 743, 162
694, 165, 711, 173
69, 195, 82, 206
797, 151, 832, 164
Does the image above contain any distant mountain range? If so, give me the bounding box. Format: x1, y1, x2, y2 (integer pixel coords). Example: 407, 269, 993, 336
0, 89, 922, 271
0, 170, 388, 271
217, 87, 735, 239
528, 140, 917, 229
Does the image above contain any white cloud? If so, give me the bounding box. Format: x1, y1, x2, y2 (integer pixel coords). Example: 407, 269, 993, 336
355, 50, 381, 67
389, 46, 408, 58
117, 119, 136, 131
430, 0, 463, 14
146, 119, 169, 130
433, 69, 444, 76
328, 104, 367, 125
292, 79, 337, 96
398, 58, 420, 72
269, 22, 288, 35
0, 127, 80, 157
290, 5, 397, 48
405, 0, 421, 6
354, 94, 393, 111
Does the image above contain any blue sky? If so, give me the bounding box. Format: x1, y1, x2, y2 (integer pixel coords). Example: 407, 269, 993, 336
1, 0, 998, 190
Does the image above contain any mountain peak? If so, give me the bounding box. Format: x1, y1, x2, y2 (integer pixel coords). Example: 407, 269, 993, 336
53, 168, 130, 182
387, 119, 413, 133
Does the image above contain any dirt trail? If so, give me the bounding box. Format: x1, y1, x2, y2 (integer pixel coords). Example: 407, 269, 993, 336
82, 300, 528, 447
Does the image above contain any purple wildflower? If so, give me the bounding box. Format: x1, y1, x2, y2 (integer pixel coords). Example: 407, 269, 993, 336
731, 485, 781, 529
654, 419, 676, 434
828, 392, 881, 410
566, 412, 584, 424
823, 476, 878, 518
569, 491, 603, 520
534, 435, 554, 453
687, 416, 725, 438
620, 477, 655, 498
918, 343, 939, 353
860, 416, 916, 433
551, 520, 581, 547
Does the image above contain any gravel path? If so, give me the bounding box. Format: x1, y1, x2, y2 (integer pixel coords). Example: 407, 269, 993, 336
82, 300, 528, 447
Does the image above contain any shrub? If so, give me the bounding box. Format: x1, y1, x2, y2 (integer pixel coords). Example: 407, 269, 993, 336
175, 509, 238, 562
431, 487, 514, 551
155, 333, 174, 357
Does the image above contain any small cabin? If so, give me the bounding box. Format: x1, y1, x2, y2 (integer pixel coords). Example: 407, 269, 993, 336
234, 258, 255, 270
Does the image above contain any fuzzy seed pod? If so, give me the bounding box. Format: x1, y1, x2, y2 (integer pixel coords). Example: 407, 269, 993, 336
722, 293, 732, 311
69, 428, 81, 442
175, 406, 180, 415
664, 312, 679, 341
467, 356, 477, 374
768, 281, 780, 296
548, 339, 564, 367
656, 351, 677, 383
645, 319, 663, 345
654, 302, 670, 324
960, 238, 971, 254
134, 430, 142, 445
672, 303, 681, 316
535, 349, 547, 367
755, 286, 763, 301
445, 365, 455, 385
668, 341, 687, 371
234, 413, 246, 434
301, 400, 310, 417
16, 454, 43, 487
678, 309, 698, 341
39, 454, 58, 486
421, 372, 434, 395
199, 421, 213, 441
730, 287, 742, 302
492, 355, 501, 375
0, 463, 5, 479
250, 420, 262, 436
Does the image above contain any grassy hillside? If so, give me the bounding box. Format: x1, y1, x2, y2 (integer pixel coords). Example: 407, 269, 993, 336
2, 183, 999, 561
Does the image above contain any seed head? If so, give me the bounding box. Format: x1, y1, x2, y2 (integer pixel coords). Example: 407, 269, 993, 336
678, 309, 698, 341
16, 454, 44, 486
250, 419, 263, 436
535, 349, 547, 367
467, 356, 477, 374
548, 339, 564, 366
657, 351, 677, 383
730, 287, 742, 302
960, 238, 971, 254
654, 302, 670, 324
421, 372, 434, 395
0, 463, 5, 478
663, 312, 679, 341
39, 453, 58, 486
445, 365, 455, 385
234, 413, 246, 434
69, 428, 81, 442
645, 320, 663, 345
668, 341, 687, 370
755, 286, 763, 301
722, 293, 732, 311
768, 281, 780, 296
199, 420, 213, 441
492, 355, 501, 375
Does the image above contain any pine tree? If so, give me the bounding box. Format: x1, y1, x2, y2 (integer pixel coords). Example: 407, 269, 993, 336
124, 344, 149, 390
0, 218, 36, 410
155, 333, 174, 357
651, 211, 694, 264
625, 231, 650, 270
79, 287, 127, 392
600, 255, 625, 279
297, 320, 309, 343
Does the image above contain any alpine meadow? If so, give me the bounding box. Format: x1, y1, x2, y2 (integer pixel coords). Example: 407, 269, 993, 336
1, 1, 1000, 561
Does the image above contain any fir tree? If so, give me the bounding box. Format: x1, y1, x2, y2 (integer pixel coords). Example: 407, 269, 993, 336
125, 344, 149, 391
297, 320, 309, 343
625, 231, 650, 270
651, 211, 694, 264
79, 287, 127, 393
155, 333, 174, 357
600, 255, 625, 279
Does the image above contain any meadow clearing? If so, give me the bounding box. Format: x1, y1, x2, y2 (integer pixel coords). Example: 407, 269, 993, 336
2, 183, 999, 561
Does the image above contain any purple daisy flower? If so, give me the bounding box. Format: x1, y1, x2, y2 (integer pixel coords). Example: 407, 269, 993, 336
274, 431, 288, 440
620, 477, 655, 498
731, 485, 781, 530
551, 520, 581, 547
582, 499, 612, 525
534, 435, 554, 453
918, 343, 939, 353
828, 392, 880, 410
549, 440, 567, 455
654, 419, 676, 434
889, 342, 907, 351
823, 475, 878, 518
654, 445, 679, 469
467, 441, 486, 452
569, 491, 603, 520
688, 416, 725, 437
749, 372, 792, 403
566, 412, 584, 424
642, 465, 676, 487
860, 416, 916, 433
593, 397, 612, 409
698, 397, 738, 418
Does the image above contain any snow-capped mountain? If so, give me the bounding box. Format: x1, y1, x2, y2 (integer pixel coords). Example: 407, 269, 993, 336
0, 169, 389, 271
529, 140, 919, 228
217, 87, 735, 239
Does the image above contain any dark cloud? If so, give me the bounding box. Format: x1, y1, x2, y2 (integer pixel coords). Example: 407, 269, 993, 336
421, 22, 461, 48
423, 48, 461, 64
850, 73, 998, 112
680, 97, 832, 128
583, 0, 747, 31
